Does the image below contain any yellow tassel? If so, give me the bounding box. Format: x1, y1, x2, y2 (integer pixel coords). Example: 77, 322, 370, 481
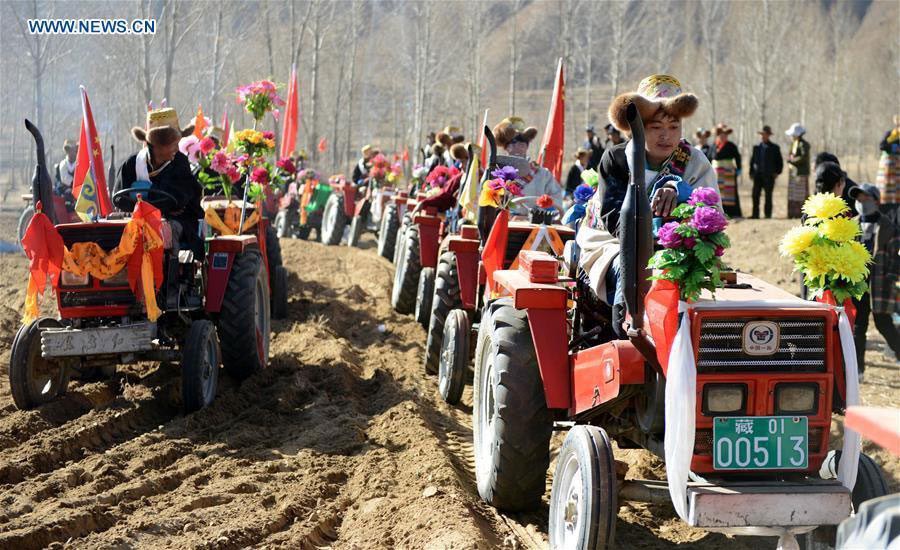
23, 276, 40, 325
141, 250, 161, 321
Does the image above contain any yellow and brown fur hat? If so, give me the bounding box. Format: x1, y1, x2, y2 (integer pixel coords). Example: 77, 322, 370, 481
132, 107, 194, 146
492, 116, 538, 148
608, 75, 698, 133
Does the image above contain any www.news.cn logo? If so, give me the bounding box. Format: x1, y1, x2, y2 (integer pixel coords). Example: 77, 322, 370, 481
27, 19, 156, 35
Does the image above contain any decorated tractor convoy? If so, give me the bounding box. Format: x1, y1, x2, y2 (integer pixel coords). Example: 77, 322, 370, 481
380, 71, 887, 548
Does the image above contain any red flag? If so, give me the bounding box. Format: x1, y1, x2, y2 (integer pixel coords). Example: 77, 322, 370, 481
72, 86, 112, 217
280, 64, 299, 159
537, 58, 565, 183
192, 104, 207, 138
22, 208, 66, 291
481, 209, 509, 290
317, 137, 327, 153
221, 111, 230, 147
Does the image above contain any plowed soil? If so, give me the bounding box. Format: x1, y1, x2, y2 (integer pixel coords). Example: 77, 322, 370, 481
0, 209, 896, 549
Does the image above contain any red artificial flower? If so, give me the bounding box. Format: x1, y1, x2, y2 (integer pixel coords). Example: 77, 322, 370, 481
276, 157, 296, 175
250, 166, 270, 184
199, 137, 216, 154
536, 194, 554, 209
262, 130, 275, 140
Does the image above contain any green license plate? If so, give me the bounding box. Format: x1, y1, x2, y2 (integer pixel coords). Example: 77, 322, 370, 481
713, 416, 808, 470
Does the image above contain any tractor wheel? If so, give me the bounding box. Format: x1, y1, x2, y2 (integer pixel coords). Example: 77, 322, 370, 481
438, 309, 469, 404
391, 223, 421, 314
9, 318, 67, 410
17, 205, 34, 254
424, 252, 462, 375
549, 425, 617, 550
217, 251, 270, 380
265, 223, 283, 271
377, 203, 400, 261
635, 365, 666, 435
274, 210, 288, 238
296, 225, 312, 240
271, 265, 288, 320
347, 212, 366, 248
473, 298, 553, 511
415, 267, 435, 330
320, 193, 347, 245
181, 320, 220, 413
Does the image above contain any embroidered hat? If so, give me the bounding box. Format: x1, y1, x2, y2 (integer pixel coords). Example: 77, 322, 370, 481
132, 107, 194, 146
608, 74, 699, 133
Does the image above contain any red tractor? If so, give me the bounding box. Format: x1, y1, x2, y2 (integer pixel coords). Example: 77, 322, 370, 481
390, 193, 445, 326
274, 170, 331, 241
470, 107, 887, 548
9, 120, 271, 414
318, 173, 398, 248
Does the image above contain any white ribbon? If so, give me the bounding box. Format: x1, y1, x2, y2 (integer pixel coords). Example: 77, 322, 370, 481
136, 148, 151, 182
835, 307, 860, 491
664, 301, 696, 521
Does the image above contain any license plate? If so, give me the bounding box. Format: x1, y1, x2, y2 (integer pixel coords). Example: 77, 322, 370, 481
713, 416, 808, 470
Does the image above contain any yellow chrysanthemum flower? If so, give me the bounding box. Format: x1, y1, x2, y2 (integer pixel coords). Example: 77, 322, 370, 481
264, 139, 275, 149
832, 240, 871, 283
802, 192, 848, 221
780, 226, 818, 256
819, 216, 860, 242
803, 244, 833, 280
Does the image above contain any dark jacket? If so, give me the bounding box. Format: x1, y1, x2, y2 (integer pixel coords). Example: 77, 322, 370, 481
750, 141, 783, 180
713, 140, 742, 171
788, 137, 811, 176
565, 163, 585, 195
116, 151, 203, 254
351, 158, 368, 184
584, 136, 604, 170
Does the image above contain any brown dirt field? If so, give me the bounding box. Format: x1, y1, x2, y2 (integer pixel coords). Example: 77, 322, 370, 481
0, 179, 896, 550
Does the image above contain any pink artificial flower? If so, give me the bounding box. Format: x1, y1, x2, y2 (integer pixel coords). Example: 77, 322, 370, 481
487, 179, 504, 191
683, 237, 697, 249
262, 131, 275, 140
505, 182, 523, 197
199, 137, 216, 154
714, 245, 725, 256
657, 222, 683, 249
227, 167, 242, 184
211, 151, 231, 174
250, 166, 270, 184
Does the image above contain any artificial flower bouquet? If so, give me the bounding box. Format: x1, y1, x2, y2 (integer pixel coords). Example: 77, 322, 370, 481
236, 80, 285, 123
648, 187, 731, 302
479, 166, 524, 210
779, 193, 871, 303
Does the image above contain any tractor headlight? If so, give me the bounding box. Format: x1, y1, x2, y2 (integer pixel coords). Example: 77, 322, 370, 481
101, 270, 129, 287
702, 384, 747, 416
60, 271, 89, 287
775, 383, 818, 415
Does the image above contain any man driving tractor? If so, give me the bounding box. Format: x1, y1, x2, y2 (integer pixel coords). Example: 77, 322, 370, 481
577, 74, 720, 337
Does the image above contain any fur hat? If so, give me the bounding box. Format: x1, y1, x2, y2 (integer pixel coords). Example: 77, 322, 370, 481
607, 74, 698, 133
695, 128, 711, 139
436, 126, 465, 147
450, 142, 470, 161
714, 123, 733, 136
132, 107, 194, 146
431, 143, 446, 156
63, 139, 77, 152
574, 147, 590, 159
493, 116, 538, 148
361, 144, 374, 157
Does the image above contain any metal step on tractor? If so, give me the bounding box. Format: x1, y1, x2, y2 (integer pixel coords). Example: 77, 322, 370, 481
421, 132, 574, 405
318, 172, 397, 249
10, 120, 271, 414
469, 106, 888, 549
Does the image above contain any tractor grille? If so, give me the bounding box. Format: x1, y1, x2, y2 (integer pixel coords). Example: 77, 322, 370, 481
60, 289, 137, 308
697, 317, 827, 373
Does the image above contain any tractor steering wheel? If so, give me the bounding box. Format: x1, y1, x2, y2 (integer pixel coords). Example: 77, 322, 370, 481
113, 186, 179, 213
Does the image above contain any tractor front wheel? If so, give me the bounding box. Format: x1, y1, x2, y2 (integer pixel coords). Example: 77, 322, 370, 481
217, 251, 270, 380
320, 193, 348, 245
549, 425, 618, 550
473, 299, 553, 512
9, 318, 67, 410
17, 205, 34, 254
347, 211, 367, 248
438, 309, 469, 404
271, 265, 288, 319
415, 267, 435, 330
425, 252, 461, 375
377, 203, 400, 261
181, 320, 220, 413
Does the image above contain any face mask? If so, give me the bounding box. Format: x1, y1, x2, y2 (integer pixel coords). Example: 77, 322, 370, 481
857, 199, 878, 217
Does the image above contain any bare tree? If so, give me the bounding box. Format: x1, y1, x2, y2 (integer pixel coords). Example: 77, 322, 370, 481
508, 0, 522, 113
697, 0, 728, 128
160, 0, 202, 102
307, 0, 334, 162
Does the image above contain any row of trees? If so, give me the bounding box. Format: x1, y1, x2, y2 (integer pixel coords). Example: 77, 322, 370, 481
0, 0, 896, 202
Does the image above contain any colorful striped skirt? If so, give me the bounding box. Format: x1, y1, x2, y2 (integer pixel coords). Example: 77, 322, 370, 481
787, 170, 808, 218
876, 151, 899, 204
714, 158, 742, 217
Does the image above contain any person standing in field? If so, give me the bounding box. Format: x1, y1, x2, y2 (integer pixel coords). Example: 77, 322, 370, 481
566, 148, 591, 198
785, 123, 811, 218
583, 125, 604, 170
713, 123, 743, 218
876, 115, 899, 207
749, 125, 783, 219
694, 128, 713, 160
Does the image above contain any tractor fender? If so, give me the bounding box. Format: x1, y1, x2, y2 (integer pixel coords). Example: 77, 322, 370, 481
571, 340, 645, 415
342, 183, 357, 218
414, 209, 442, 269
447, 236, 481, 310
205, 235, 258, 313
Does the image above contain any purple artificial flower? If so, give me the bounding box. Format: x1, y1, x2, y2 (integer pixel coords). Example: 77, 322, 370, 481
491, 166, 519, 182
690, 206, 728, 235
715, 245, 725, 257
487, 178, 504, 190
683, 237, 697, 249
657, 221, 683, 248
574, 184, 595, 203
688, 187, 721, 206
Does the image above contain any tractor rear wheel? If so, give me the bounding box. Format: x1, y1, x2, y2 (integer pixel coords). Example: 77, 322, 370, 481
181, 320, 220, 413
271, 265, 288, 319
320, 193, 347, 245
17, 205, 34, 254
473, 299, 553, 511
9, 318, 67, 410
377, 203, 400, 261
347, 211, 367, 248
424, 252, 461, 375
217, 251, 270, 380
549, 425, 617, 550
438, 309, 469, 404
296, 225, 312, 240
391, 223, 421, 314
415, 267, 435, 330
274, 210, 289, 238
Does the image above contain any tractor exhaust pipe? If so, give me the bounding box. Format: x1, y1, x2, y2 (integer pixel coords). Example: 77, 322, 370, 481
477, 125, 499, 243
618, 103, 660, 370
24, 119, 58, 225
